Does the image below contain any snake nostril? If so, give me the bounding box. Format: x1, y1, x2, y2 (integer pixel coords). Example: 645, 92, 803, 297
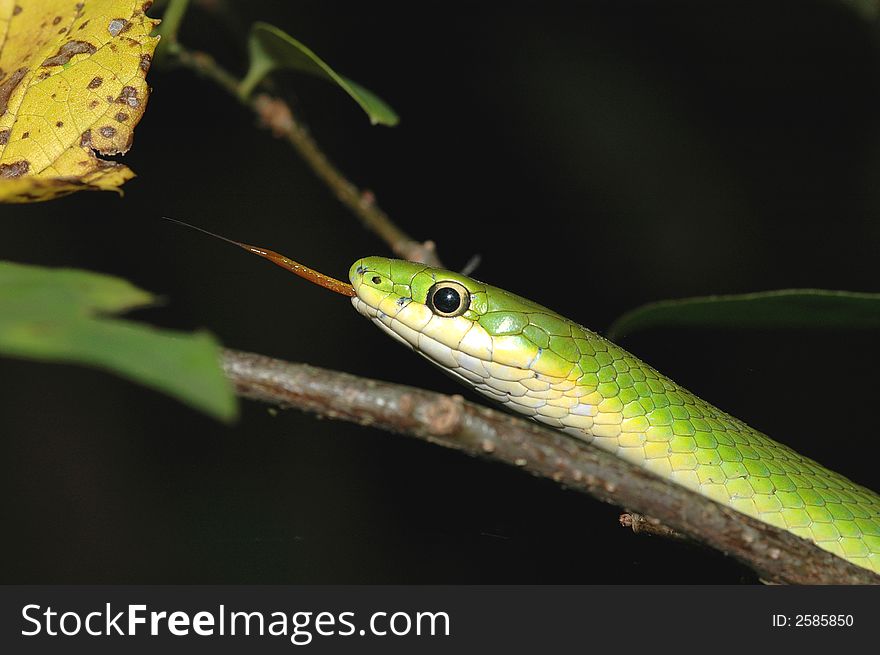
371, 275, 382, 285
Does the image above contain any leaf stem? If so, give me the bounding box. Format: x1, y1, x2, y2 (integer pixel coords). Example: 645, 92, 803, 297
154, 0, 191, 64
237, 61, 268, 100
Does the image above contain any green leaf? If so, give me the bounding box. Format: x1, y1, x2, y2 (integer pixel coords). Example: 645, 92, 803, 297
241, 22, 399, 126
0, 260, 237, 421
606, 289, 880, 341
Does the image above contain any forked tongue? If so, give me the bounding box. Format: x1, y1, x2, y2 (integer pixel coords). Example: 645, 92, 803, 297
162, 217, 356, 297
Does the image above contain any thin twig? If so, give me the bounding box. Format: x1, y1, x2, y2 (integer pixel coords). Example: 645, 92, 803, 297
167, 46, 443, 267
221, 348, 880, 585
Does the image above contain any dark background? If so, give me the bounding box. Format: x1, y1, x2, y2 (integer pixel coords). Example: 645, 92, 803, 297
2, 0, 879, 583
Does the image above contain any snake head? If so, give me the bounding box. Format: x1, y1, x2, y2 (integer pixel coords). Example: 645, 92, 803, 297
349, 256, 580, 380
349, 257, 484, 357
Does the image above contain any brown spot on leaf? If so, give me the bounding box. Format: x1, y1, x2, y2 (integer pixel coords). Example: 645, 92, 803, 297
56, 121, 64, 127
108, 18, 128, 37
13, 5, 22, 15
52, 16, 62, 25
58, 27, 67, 34
116, 86, 139, 107
21, 131, 29, 139
142, 1, 153, 12
37, 71, 50, 80
114, 112, 128, 122
0, 160, 30, 178
80, 129, 92, 147
41, 41, 96, 67
0, 68, 27, 116
87, 76, 102, 89
99, 125, 116, 138
0, 129, 9, 145
139, 54, 152, 73
78, 19, 90, 30
88, 99, 98, 109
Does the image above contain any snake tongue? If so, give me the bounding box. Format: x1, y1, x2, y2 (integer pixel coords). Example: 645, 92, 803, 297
236, 243, 356, 297
161, 216, 355, 297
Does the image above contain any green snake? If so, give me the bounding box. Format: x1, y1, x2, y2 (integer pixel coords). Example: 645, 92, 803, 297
164, 217, 880, 575
344, 256, 880, 575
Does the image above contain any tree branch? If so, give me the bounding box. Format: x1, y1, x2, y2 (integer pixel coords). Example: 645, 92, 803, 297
166, 46, 442, 267
221, 348, 880, 585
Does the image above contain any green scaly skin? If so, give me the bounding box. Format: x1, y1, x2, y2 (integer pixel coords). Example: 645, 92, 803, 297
348, 256, 880, 574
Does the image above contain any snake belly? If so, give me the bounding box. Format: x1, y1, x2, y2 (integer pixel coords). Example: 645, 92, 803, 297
348, 257, 880, 574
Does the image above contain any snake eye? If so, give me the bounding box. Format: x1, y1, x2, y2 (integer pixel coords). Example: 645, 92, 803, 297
426, 281, 470, 317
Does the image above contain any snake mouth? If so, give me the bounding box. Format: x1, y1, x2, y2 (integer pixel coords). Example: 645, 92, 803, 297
351, 295, 381, 321
349, 261, 375, 314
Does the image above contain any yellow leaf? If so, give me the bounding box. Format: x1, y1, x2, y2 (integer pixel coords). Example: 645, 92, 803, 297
0, 0, 158, 202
